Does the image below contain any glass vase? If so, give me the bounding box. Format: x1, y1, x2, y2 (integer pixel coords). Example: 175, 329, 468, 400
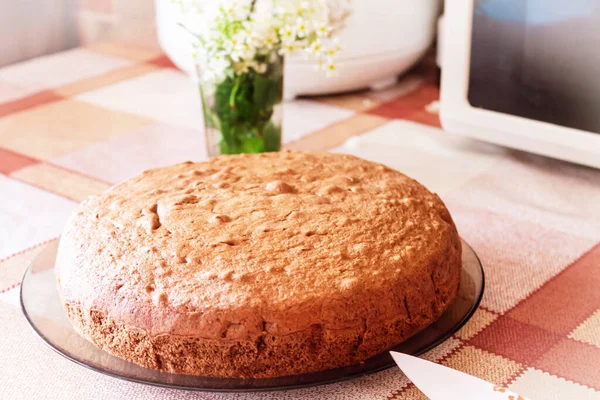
198, 52, 284, 157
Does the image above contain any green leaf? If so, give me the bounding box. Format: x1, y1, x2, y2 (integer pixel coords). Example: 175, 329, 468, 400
253, 74, 281, 111
213, 77, 239, 152
219, 130, 242, 154
241, 136, 265, 153
205, 67, 283, 155
263, 121, 281, 152
234, 75, 255, 123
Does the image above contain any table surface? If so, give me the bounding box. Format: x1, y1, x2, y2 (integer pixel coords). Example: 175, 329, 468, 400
1, 42, 600, 400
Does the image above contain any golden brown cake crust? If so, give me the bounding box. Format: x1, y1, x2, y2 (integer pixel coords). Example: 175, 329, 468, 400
56, 151, 461, 378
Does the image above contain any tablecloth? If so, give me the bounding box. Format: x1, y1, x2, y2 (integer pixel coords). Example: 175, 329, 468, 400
1, 42, 599, 400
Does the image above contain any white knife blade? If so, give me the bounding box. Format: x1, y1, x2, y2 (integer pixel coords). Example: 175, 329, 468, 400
390, 351, 530, 400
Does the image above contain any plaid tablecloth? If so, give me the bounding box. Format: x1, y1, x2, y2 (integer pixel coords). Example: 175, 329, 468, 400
1, 42, 600, 400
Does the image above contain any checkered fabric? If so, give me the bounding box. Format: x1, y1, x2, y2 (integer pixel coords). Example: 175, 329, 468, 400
1, 42, 599, 400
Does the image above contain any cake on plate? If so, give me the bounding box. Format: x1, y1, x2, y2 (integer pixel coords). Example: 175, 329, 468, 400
56, 151, 461, 378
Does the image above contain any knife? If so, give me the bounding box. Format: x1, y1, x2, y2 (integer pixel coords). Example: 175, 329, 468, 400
390, 351, 530, 400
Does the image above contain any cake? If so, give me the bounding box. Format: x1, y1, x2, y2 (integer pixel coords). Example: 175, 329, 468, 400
55, 151, 461, 378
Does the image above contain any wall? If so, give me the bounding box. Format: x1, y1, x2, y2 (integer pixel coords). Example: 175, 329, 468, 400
0, 0, 157, 67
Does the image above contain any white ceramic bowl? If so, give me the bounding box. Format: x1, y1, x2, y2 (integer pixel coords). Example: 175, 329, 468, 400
155, 0, 441, 98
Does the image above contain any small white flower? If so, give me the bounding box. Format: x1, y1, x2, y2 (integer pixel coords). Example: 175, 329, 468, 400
325, 60, 337, 76
233, 61, 250, 75
175, 0, 351, 83
207, 55, 229, 76
295, 17, 309, 38
307, 39, 323, 54
278, 41, 298, 55
332, 37, 343, 51
316, 24, 331, 37
324, 44, 339, 58
264, 30, 278, 49
314, 57, 326, 71
279, 25, 296, 41
253, 62, 268, 74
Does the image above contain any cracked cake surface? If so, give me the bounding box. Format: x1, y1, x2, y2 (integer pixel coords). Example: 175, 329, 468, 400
56, 151, 462, 378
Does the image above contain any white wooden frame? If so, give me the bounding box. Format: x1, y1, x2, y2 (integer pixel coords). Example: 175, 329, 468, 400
439, 0, 600, 169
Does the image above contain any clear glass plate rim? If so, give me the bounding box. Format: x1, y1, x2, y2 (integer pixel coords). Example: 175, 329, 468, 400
20, 238, 485, 393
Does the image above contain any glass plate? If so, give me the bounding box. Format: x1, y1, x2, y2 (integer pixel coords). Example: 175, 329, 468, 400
21, 238, 484, 392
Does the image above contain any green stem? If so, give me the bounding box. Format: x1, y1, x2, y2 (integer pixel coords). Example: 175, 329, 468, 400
229, 76, 241, 108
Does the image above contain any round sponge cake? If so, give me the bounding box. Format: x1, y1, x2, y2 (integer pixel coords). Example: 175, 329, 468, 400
56, 151, 461, 378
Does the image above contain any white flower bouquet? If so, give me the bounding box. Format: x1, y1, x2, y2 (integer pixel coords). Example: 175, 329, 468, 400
173, 0, 351, 155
